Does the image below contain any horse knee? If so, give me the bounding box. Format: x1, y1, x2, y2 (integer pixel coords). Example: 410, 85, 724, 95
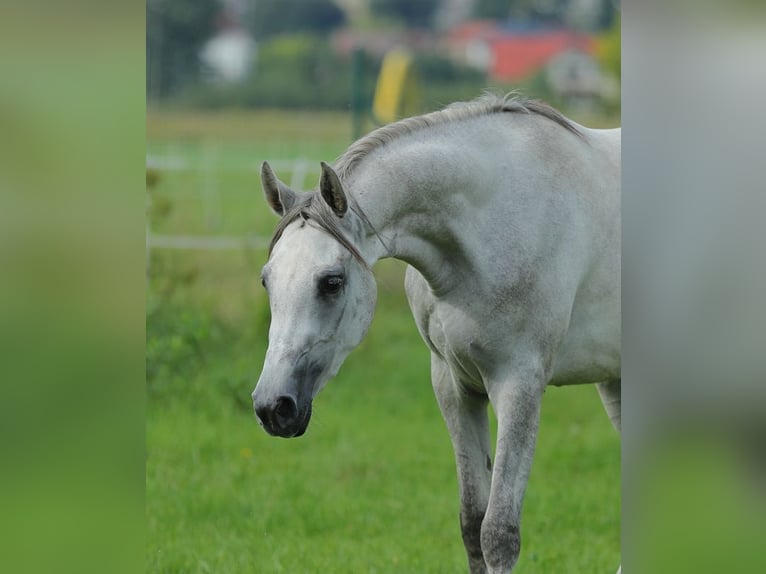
480, 518, 521, 573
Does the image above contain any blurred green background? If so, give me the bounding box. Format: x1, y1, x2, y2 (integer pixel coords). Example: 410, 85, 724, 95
147, 1, 621, 572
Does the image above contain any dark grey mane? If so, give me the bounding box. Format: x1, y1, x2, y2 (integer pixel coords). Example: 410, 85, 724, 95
333, 92, 582, 180
268, 93, 580, 263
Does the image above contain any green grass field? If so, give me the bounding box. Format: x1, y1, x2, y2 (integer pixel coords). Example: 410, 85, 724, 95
147, 108, 620, 573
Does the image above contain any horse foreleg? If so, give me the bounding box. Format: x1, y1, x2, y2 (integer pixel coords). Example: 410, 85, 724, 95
597, 379, 621, 433
482, 372, 544, 573
431, 354, 492, 574
597, 378, 621, 574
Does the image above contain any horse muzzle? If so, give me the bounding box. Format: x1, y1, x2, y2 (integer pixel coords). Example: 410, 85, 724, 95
253, 393, 312, 438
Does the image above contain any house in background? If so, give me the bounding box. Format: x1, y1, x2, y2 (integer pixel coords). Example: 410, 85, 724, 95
445, 20, 501, 71
546, 48, 618, 102
445, 17, 614, 102
489, 21, 594, 84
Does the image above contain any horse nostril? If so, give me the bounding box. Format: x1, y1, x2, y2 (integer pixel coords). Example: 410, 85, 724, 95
274, 395, 298, 425
254, 403, 269, 425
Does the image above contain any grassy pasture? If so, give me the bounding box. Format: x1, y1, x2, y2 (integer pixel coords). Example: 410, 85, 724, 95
146, 108, 620, 573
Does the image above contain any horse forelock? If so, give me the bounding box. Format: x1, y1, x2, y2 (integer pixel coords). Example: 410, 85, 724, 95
267, 192, 369, 268
333, 92, 582, 180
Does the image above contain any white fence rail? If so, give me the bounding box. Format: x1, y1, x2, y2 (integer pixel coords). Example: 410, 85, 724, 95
147, 233, 270, 251
146, 156, 314, 191
147, 154, 311, 252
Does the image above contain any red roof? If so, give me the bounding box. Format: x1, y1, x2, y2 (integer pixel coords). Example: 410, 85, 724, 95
490, 31, 595, 82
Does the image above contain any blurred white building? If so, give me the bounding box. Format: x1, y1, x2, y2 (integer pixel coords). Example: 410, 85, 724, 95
200, 7, 255, 84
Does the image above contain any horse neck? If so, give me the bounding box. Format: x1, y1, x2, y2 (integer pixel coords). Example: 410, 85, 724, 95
347, 140, 478, 295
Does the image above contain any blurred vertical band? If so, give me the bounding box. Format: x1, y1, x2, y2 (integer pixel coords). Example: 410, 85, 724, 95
624, 2, 766, 573
0, 2, 144, 574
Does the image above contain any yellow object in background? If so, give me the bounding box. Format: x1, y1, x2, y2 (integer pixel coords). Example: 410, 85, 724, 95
372, 48, 421, 124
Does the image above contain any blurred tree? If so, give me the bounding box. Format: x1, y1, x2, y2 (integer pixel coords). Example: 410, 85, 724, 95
474, 0, 585, 24
147, 0, 220, 99
415, 54, 485, 83
252, 0, 345, 40
563, 0, 616, 31
370, 0, 440, 28
475, 0, 545, 20
474, 0, 512, 19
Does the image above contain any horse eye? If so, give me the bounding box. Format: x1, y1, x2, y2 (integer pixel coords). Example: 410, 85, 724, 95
319, 275, 344, 295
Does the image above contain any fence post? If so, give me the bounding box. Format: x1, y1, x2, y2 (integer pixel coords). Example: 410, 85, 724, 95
289, 158, 308, 190
351, 48, 364, 141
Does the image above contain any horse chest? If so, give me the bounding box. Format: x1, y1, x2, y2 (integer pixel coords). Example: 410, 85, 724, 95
408, 288, 506, 393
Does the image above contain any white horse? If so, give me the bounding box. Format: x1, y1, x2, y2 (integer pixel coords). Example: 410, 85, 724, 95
252, 94, 620, 573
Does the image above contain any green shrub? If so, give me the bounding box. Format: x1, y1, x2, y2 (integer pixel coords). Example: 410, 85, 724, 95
146, 299, 221, 387
178, 35, 380, 111
414, 54, 485, 84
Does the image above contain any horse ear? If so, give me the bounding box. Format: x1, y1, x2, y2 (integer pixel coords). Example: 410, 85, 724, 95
319, 161, 348, 218
261, 161, 297, 217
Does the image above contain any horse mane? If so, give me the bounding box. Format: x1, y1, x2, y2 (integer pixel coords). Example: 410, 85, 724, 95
268, 93, 581, 264
333, 92, 582, 180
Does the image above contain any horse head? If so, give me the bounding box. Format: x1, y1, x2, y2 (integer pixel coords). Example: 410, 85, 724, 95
252, 161, 377, 437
